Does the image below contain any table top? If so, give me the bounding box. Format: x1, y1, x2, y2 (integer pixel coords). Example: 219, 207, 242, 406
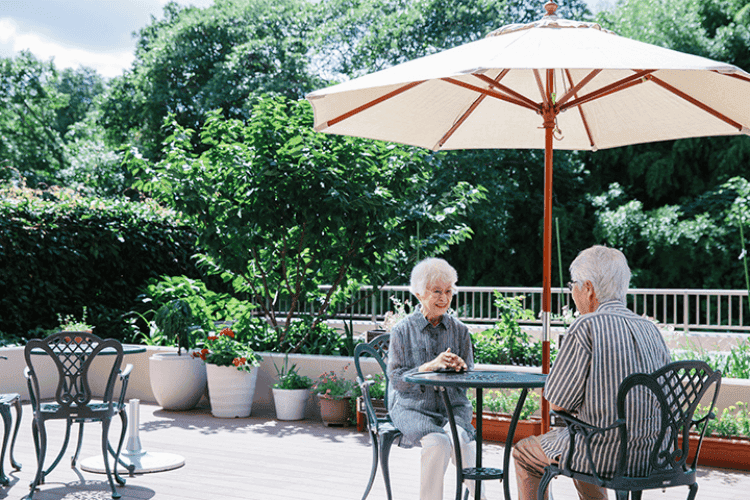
30, 344, 147, 355
405, 370, 547, 389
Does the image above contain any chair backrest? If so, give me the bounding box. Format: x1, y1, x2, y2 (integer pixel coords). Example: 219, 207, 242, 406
24, 332, 124, 412
354, 333, 391, 417
614, 360, 722, 478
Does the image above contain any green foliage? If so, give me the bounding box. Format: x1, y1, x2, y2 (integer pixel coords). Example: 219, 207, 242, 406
0, 185, 202, 341
233, 315, 347, 356
273, 356, 313, 389
674, 338, 750, 380
153, 299, 203, 354
57, 307, 93, 332
198, 327, 262, 372
695, 401, 750, 438
362, 373, 387, 400
468, 389, 541, 420
471, 293, 555, 366
128, 94, 481, 352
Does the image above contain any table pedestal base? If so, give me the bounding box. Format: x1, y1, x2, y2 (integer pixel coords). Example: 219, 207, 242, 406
80, 399, 185, 474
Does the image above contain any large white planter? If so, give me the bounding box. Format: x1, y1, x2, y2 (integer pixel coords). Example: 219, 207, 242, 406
206, 364, 259, 418
149, 352, 207, 410
272, 388, 310, 421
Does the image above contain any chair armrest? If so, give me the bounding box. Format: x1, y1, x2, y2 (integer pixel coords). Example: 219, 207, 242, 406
356, 376, 381, 430
116, 363, 134, 407
552, 410, 625, 486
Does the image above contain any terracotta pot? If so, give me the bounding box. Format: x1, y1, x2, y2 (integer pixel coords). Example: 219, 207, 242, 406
318, 394, 352, 427
683, 434, 750, 470
472, 412, 543, 444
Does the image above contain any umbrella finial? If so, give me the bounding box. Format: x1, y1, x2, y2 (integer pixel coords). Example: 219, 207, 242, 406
544, 1, 558, 17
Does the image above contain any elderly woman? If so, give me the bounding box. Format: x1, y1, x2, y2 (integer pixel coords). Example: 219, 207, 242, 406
387, 257, 485, 500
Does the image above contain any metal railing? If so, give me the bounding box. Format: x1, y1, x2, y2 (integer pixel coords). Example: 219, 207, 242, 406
276, 286, 750, 334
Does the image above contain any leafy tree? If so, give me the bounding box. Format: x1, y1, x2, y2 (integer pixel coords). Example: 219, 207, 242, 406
101, 0, 323, 160
127, 95, 484, 351
0, 52, 68, 187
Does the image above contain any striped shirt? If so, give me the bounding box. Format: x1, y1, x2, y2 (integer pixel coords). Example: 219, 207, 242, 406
539, 300, 671, 477
387, 308, 475, 448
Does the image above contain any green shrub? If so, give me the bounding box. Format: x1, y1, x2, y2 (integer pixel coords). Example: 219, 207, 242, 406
0, 186, 203, 341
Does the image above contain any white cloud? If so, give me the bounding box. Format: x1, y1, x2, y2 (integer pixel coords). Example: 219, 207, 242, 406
0, 18, 134, 78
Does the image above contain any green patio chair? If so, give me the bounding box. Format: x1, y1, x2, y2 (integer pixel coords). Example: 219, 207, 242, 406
0, 355, 22, 486
24, 332, 132, 499
538, 360, 722, 500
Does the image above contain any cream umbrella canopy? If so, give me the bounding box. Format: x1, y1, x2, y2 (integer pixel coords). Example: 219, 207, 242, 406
305, 1, 750, 427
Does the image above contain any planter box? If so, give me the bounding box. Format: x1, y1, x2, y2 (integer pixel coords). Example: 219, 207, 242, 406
472, 412, 543, 444
356, 396, 388, 432
684, 434, 750, 471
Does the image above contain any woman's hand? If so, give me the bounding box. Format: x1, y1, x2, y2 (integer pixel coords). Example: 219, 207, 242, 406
419, 348, 467, 372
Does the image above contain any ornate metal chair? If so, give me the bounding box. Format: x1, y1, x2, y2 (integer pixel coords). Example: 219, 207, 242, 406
538, 360, 722, 500
24, 332, 133, 499
354, 334, 399, 500
0, 356, 22, 486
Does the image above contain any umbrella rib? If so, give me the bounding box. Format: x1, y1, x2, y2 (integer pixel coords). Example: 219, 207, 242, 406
441, 77, 538, 112
564, 69, 596, 149
320, 80, 425, 129
646, 74, 745, 131
434, 71, 510, 150
560, 70, 655, 111
473, 73, 540, 110
556, 69, 602, 107
533, 70, 548, 106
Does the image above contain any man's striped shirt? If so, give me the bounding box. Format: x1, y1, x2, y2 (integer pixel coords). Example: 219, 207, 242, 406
539, 300, 671, 477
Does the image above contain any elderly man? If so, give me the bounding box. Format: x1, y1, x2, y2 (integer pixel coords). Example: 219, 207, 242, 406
513, 245, 671, 500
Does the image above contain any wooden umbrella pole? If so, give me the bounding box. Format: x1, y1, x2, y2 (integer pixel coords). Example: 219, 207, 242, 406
541, 71, 556, 433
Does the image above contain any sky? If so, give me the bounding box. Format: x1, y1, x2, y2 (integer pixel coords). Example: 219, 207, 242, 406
0, 0, 602, 80
0, 0, 214, 79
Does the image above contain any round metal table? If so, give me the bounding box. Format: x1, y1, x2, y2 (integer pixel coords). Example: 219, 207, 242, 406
405, 370, 547, 500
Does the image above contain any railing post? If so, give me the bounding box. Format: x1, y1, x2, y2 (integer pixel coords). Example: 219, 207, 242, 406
683, 291, 689, 334
371, 292, 377, 323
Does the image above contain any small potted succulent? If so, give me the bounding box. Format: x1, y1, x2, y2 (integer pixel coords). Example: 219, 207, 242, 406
272, 356, 313, 421
196, 327, 263, 418
312, 365, 358, 426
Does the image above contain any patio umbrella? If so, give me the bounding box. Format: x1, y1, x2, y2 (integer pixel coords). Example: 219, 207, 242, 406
305, 1, 750, 429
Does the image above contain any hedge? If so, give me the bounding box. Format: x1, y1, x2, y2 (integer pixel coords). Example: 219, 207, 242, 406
0, 187, 202, 341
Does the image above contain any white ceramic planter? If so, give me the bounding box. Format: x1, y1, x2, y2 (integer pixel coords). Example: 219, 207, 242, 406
272, 388, 309, 421
149, 352, 207, 410
206, 364, 259, 418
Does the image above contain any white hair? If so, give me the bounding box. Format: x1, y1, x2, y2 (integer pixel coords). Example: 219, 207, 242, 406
569, 245, 631, 303
409, 258, 458, 297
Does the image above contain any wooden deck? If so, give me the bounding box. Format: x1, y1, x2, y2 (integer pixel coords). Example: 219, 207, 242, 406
2, 402, 749, 500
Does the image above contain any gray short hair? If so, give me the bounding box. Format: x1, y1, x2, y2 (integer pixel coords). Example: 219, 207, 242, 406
409, 258, 458, 297
569, 245, 631, 303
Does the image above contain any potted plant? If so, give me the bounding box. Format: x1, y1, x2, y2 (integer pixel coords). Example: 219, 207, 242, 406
197, 327, 262, 418
469, 389, 542, 444
146, 300, 208, 411
57, 307, 94, 333
312, 365, 358, 426
272, 356, 313, 421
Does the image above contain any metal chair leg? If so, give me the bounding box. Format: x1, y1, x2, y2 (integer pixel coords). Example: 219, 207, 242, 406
380, 432, 400, 500
361, 431, 379, 500
101, 418, 121, 499
537, 468, 557, 500
44, 419, 72, 476
687, 483, 699, 500
615, 490, 629, 500
112, 410, 128, 486
9, 398, 22, 471
0, 402, 11, 485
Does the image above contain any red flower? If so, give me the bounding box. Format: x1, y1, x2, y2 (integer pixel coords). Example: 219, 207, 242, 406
75, 337, 83, 343
207, 336, 218, 341
220, 327, 235, 338
232, 358, 241, 366
239, 357, 247, 365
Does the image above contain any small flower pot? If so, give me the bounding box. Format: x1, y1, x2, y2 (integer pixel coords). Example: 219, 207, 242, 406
273, 388, 310, 421
317, 394, 352, 427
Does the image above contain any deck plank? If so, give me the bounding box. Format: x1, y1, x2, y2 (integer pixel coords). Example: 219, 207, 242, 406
1, 403, 748, 500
